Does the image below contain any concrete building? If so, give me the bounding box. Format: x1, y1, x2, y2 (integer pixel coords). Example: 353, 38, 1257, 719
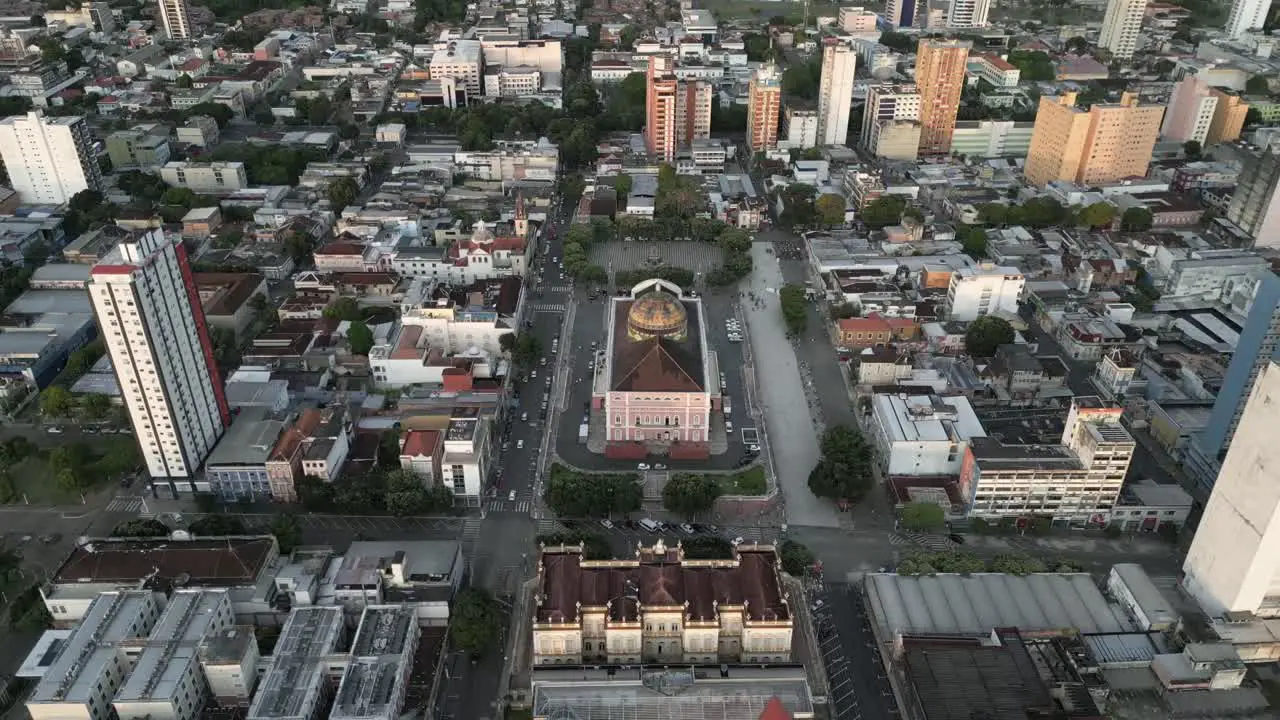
839, 6, 879, 32
914, 39, 971, 155
644, 55, 711, 162
199, 626, 260, 707
429, 40, 483, 97
1162, 77, 1218, 144
964, 397, 1135, 522
27, 592, 161, 720
870, 394, 987, 476
114, 591, 233, 720
950, 119, 1035, 157
159, 162, 249, 194
1184, 361, 1280, 617
747, 63, 781, 152
1226, 147, 1280, 245
88, 229, 230, 490
1185, 273, 1280, 492
861, 84, 922, 160
246, 608, 345, 720
331, 607, 419, 720
107, 128, 171, 169
1099, 0, 1147, 60
203, 408, 287, 501
1024, 92, 1164, 187
784, 106, 819, 149
944, 263, 1025, 321
0, 111, 101, 204
159, 0, 192, 39
944, 0, 990, 27
885, 0, 918, 27
817, 39, 858, 147
333, 542, 463, 623
1206, 89, 1249, 146
532, 540, 793, 666
968, 54, 1020, 88
1225, 0, 1269, 37
597, 280, 713, 449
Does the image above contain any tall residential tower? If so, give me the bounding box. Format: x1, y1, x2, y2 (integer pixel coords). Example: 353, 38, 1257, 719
1024, 92, 1164, 186
644, 55, 711, 162
1099, 0, 1148, 60
816, 38, 858, 146
914, 38, 971, 155
747, 62, 782, 152
1226, 146, 1280, 244
159, 0, 192, 39
89, 229, 230, 491
1225, 0, 1269, 37
0, 111, 101, 204
861, 84, 922, 160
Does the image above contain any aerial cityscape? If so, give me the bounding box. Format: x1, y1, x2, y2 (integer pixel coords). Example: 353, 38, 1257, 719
0, 0, 1277, 717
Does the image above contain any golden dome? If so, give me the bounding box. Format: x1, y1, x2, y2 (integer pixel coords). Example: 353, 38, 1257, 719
627, 290, 688, 341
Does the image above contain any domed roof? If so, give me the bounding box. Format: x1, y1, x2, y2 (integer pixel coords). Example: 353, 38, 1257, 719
628, 290, 687, 340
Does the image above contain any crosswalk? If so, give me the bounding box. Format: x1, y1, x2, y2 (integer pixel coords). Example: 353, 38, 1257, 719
899, 531, 959, 551
461, 518, 482, 545
536, 518, 569, 535
106, 496, 146, 513
487, 499, 532, 513
531, 303, 567, 314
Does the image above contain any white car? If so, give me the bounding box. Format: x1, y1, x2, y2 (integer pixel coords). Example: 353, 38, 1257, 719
731, 536, 745, 546
508, 490, 517, 501
47, 426, 63, 434
654, 463, 667, 470
531, 370, 538, 378
517, 440, 525, 449
726, 421, 734, 433
679, 523, 695, 534
637, 463, 651, 471
600, 519, 615, 530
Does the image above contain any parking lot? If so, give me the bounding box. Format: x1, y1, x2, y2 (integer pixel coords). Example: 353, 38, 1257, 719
813, 583, 898, 720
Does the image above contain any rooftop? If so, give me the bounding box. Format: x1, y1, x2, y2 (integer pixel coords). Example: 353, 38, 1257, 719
609, 290, 706, 394
247, 607, 345, 720
901, 629, 1057, 720
30, 591, 157, 704
205, 408, 288, 468
872, 394, 987, 444
331, 606, 419, 720
52, 537, 276, 588
533, 667, 813, 720
116, 590, 229, 703
334, 541, 461, 589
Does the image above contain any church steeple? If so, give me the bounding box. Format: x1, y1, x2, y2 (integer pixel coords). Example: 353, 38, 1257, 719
514, 191, 528, 237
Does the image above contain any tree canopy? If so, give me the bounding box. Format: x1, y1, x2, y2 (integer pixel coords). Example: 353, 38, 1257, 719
347, 322, 374, 355
1120, 206, 1153, 232
807, 426, 874, 503
815, 193, 846, 227
662, 474, 723, 517
779, 284, 808, 336
860, 196, 906, 228
545, 464, 642, 517
450, 588, 501, 656
964, 316, 1016, 357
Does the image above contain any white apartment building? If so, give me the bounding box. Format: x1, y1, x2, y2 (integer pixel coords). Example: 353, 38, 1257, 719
1099, 0, 1146, 59
88, 229, 229, 488
945, 0, 990, 27
944, 263, 1025, 321
28, 592, 162, 720
442, 411, 489, 504
198, 626, 260, 707
784, 107, 819, 149
816, 39, 857, 147
870, 394, 987, 476
453, 141, 559, 181
967, 398, 1135, 522
0, 111, 101, 205
429, 40, 483, 97
1184, 361, 1280, 617
839, 6, 879, 32
861, 84, 922, 160
159, 162, 249, 193
331, 607, 420, 720
1158, 249, 1270, 300
159, 0, 192, 39
968, 54, 1021, 88
1163, 76, 1219, 144
246, 608, 345, 720
1226, 0, 1269, 37
114, 591, 233, 720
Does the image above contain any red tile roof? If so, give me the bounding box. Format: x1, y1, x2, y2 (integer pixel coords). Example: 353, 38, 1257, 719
400, 429, 442, 458
316, 242, 364, 256
759, 698, 793, 720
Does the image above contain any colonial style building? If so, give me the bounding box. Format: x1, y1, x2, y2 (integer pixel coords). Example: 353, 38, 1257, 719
531, 540, 794, 667
595, 279, 714, 454
443, 196, 530, 283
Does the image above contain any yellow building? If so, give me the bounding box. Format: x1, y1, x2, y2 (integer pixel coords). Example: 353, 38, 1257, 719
531, 540, 795, 667
915, 38, 972, 155
1206, 89, 1249, 147
1024, 92, 1164, 187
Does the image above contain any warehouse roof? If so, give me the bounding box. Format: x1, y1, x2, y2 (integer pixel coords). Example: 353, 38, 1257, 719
865, 573, 1134, 639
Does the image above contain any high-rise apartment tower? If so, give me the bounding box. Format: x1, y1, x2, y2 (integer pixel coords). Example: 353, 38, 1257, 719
1099, 0, 1148, 59
159, 0, 192, 39
1024, 92, 1164, 187
914, 38, 971, 155
644, 55, 711, 162
816, 39, 858, 146
747, 63, 782, 152
1225, 0, 1269, 37
1226, 147, 1280, 244
0, 111, 101, 204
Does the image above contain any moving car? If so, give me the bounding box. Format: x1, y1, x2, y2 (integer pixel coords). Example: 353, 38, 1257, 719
517, 440, 525, 449
637, 463, 651, 471
508, 490, 517, 501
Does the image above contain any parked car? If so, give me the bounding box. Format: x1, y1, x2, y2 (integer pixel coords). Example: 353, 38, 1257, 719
731, 536, 745, 546
508, 490, 517, 501
637, 463, 651, 471
679, 523, 695, 534
949, 533, 965, 545
47, 426, 63, 434
517, 440, 525, 449
600, 519, 614, 530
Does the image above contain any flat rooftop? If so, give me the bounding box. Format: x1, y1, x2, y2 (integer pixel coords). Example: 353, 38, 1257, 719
247, 607, 345, 720
52, 537, 276, 588
205, 408, 287, 468
902, 629, 1057, 720
30, 591, 156, 704
331, 606, 419, 720
335, 541, 460, 588
872, 394, 987, 444
117, 590, 229, 703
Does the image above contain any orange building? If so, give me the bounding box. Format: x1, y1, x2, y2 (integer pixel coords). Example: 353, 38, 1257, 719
645, 55, 711, 162
1206, 88, 1249, 146
1024, 91, 1164, 187
837, 314, 920, 349
914, 38, 971, 155
747, 62, 782, 152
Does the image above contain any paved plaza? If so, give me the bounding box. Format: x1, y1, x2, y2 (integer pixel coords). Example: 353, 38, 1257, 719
588, 240, 724, 275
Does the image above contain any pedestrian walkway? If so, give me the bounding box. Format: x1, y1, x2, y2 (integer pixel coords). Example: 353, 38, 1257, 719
535, 518, 568, 535
106, 496, 146, 513
901, 531, 957, 551
531, 303, 567, 314
487, 499, 532, 513
462, 518, 482, 545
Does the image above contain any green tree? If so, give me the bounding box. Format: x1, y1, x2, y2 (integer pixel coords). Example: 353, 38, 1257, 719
271, 514, 303, 553
1246, 74, 1272, 95
188, 515, 248, 536
682, 536, 733, 559
327, 177, 360, 212
323, 297, 362, 321
899, 502, 945, 531
661, 473, 723, 517
377, 429, 402, 469
1183, 139, 1202, 160
1120, 206, 1154, 232
80, 393, 113, 420
860, 196, 906, 228
964, 316, 1016, 356
509, 333, 543, 368
877, 31, 915, 53
1076, 201, 1117, 229
40, 386, 73, 417
815, 193, 846, 227
452, 588, 502, 656
807, 425, 874, 503
112, 518, 169, 538
988, 552, 1047, 575
175, 74, 194, 89
957, 226, 987, 258
779, 284, 809, 336
347, 321, 374, 355
615, 173, 633, 198
779, 540, 816, 576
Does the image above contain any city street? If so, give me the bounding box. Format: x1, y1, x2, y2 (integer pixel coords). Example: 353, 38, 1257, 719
814, 583, 898, 720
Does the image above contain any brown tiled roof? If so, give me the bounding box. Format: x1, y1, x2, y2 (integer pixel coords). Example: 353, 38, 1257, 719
194, 272, 264, 317
400, 429, 441, 458
54, 537, 275, 586
269, 408, 323, 462
610, 301, 704, 393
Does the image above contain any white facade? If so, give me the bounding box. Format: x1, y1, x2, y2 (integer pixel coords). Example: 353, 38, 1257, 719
870, 394, 987, 476
199, 627, 260, 706
89, 229, 228, 484
159, 0, 191, 39
1184, 361, 1280, 618
114, 591, 233, 720
159, 162, 249, 193
784, 107, 819, 149
0, 111, 101, 205
442, 416, 489, 501
945, 263, 1025, 321
817, 40, 857, 147
1226, 0, 1269, 37
1099, 0, 1147, 59
861, 84, 922, 158
1162, 77, 1218, 144
429, 40, 483, 96
28, 592, 162, 720
945, 0, 990, 27
885, 0, 916, 27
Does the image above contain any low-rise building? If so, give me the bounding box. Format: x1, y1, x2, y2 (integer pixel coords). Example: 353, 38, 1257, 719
159, 161, 249, 193
194, 272, 265, 339
870, 393, 987, 477
203, 407, 288, 502
332, 541, 464, 623
106, 126, 171, 168
945, 263, 1024, 321
246, 607, 345, 720
331, 606, 420, 720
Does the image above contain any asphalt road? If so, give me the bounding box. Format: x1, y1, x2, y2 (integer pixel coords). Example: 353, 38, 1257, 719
814, 583, 898, 720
